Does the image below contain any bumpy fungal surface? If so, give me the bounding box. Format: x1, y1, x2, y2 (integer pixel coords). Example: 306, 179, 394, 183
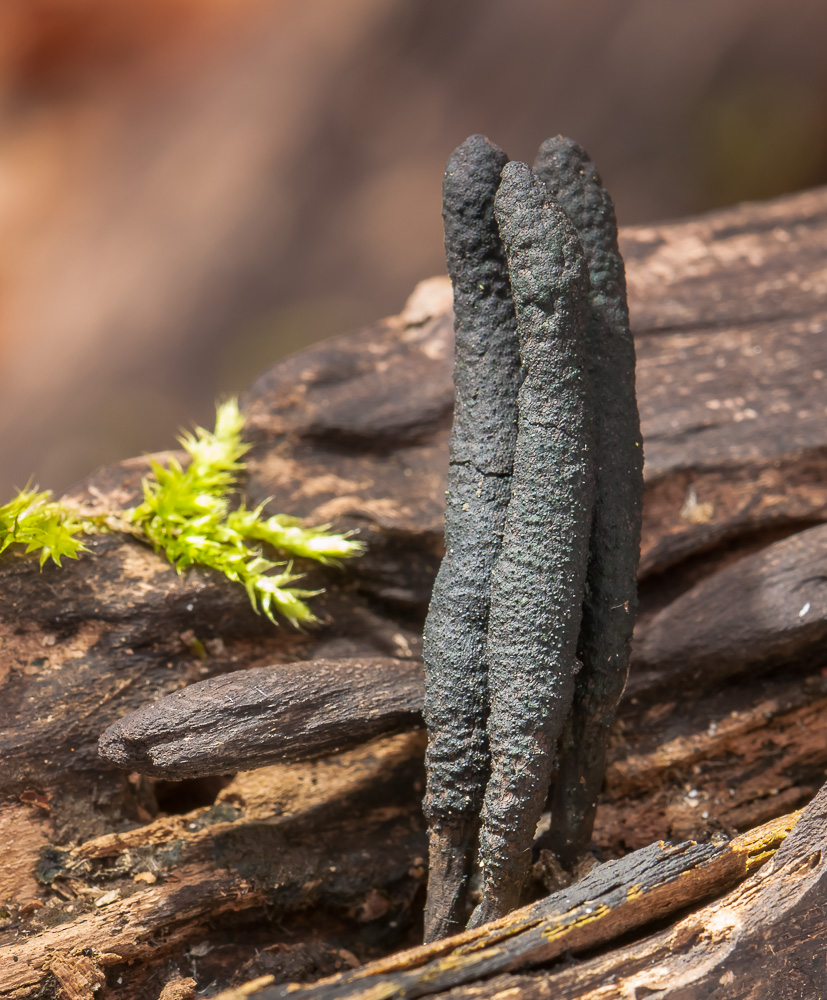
533, 137, 644, 868
469, 162, 595, 925
421, 135, 521, 941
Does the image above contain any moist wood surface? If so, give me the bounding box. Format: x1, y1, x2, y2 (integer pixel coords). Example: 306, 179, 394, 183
1, 185, 826, 998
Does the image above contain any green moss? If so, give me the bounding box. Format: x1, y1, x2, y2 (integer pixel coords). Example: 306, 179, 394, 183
0, 486, 89, 567
0, 400, 364, 626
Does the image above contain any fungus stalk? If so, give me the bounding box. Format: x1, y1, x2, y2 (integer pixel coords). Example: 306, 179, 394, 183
533, 137, 644, 868
469, 161, 595, 925
421, 135, 521, 942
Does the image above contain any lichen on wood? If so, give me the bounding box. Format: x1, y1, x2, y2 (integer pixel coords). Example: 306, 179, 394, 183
219, 810, 801, 1000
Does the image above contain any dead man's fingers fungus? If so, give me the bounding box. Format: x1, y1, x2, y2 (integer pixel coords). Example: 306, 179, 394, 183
469, 161, 595, 926
533, 137, 644, 869
422, 134, 521, 941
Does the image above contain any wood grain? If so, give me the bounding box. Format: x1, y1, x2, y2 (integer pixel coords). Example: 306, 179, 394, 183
99, 657, 423, 778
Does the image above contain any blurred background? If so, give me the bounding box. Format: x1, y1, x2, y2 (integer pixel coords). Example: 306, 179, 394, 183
1, 0, 826, 497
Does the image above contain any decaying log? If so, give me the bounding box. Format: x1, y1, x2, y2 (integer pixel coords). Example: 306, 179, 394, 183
1, 184, 827, 998
209, 810, 799, 1000
225, 789, 825, 1000
632, 522, 827, 697
241, 186, 827, 593
1, 733, 429, 998
417, 777, 827, 1000
101, 516, 827, 835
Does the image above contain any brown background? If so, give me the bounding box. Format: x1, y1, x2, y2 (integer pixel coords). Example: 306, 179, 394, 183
1, 0, 826, 497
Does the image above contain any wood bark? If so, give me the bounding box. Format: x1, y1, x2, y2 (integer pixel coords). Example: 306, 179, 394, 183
1, 185, 826, 998
233, 796, 821, 1000
209, 810, 801, 1000
99, 657, 424, 778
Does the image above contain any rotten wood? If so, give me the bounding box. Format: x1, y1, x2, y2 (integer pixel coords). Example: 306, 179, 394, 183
413, 774, 827, 1000
209, 810, 801, 1000
631, 521, 827, 698
1, 734, 429, 999
49, 952, 114, 1000
99, 656, 423, 778
241, 187, 827, 594
101, 519, 826, 793
1, 184, 826, 997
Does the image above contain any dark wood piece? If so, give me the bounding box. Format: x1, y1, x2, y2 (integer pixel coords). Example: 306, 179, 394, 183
420, 781, 827, 1000
632, 522, 827, 697
99, 657, 424, 778
236, 791, 825, 1000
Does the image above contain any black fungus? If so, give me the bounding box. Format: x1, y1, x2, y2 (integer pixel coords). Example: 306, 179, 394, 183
421, 135, 521, 940
533, 137, 644, 868
469, 161, 595, 925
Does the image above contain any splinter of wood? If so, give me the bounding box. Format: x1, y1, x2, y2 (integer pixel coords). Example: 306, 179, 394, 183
98, 657, 423, 777
421, 134, 521, 941
533, 136, 644, 868
469, 161, 595, 926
